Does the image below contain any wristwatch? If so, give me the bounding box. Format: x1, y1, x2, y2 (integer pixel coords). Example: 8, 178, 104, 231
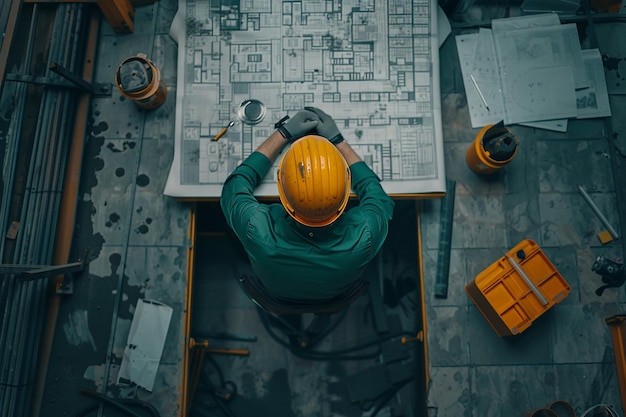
274, 115, 290, 139
330, 134, 344, 145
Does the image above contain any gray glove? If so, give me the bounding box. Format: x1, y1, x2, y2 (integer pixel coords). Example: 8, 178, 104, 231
304, 106, 344, 144
276, 109, 320, 142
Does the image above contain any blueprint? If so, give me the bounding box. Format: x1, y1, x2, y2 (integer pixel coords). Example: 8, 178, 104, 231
165, 0, 445, 198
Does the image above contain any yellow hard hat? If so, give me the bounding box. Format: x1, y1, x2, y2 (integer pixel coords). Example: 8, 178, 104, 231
277, 135, 351, 227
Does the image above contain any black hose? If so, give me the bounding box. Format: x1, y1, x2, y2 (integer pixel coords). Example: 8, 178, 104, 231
75, 388, 161, 417
257, 306, 415, 360
194, 353, 240, 417
370, 378, 416, 417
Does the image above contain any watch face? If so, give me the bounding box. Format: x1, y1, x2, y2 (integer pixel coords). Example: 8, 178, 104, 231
237, 99, 266, 125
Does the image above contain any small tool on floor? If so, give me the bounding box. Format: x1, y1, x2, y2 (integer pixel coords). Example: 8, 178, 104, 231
400, 331, 423, 344
213, 121, 235, 141
189, 337, 249, 355
592, 256, 625, 296
197, 332, 257, 342
577, 185, 619, 244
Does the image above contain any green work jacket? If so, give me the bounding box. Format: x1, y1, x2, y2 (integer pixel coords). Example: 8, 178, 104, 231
220, 151, 394, 301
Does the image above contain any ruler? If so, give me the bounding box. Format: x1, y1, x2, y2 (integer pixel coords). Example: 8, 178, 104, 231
434, 179, 456, 298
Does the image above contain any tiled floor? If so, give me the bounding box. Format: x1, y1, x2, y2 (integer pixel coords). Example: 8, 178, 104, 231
34, 2, 626, 417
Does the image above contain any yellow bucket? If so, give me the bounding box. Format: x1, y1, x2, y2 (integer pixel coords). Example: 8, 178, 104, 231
523, 409, 558, 417
115, 53, 167, 110
465, 122, 519, 175
548, 401, 576, 417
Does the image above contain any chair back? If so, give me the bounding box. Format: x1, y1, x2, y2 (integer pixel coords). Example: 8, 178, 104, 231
237, 274, 367, 315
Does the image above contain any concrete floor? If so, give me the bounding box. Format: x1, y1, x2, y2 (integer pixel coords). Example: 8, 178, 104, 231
36, 1, 626, 417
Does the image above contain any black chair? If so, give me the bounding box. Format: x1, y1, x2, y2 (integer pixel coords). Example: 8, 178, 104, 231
237, 274, 368, 348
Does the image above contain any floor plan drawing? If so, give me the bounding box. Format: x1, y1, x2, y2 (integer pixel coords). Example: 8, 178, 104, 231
165, 0, 445, 198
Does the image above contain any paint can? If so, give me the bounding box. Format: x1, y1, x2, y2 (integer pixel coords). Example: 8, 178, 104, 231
548, 400, 576, 417
523, 408, 558, 417
115, 53, 167, 110
465, 120, 519, 174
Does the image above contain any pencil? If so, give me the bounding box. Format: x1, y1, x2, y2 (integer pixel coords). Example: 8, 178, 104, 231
212, 121, 235, 141
470, 74, 490, 112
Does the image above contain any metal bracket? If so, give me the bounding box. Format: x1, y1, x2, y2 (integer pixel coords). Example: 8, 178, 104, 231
4, 62, 112, 97
0, 258, 87, 295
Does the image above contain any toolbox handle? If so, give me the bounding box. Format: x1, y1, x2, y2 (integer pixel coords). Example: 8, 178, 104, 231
506, 255, 548, 305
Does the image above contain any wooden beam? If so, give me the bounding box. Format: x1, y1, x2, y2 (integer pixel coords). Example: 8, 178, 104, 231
96, 0, 134, 33
24, 0, 154, 4
25, 0, 137, 34
607, 314, 626, 417
0, 0, 22, 85
23, 0, 97, 3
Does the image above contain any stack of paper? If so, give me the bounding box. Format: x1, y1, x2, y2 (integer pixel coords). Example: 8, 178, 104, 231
456, 13, 611, 132
521, 0, 581, 15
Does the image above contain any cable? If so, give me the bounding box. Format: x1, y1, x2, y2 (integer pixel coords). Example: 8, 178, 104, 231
370, 378, 416, 417
258, 306, 416, 361
257, 309, 374, 360
193, 353, 240, 417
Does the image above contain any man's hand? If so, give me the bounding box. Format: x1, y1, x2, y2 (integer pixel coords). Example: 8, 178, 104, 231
277, 109, 320, 142
304, 107, 344, 144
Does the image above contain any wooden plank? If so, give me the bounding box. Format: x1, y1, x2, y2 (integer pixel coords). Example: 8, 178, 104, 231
96, 0, 134, 33
24, 0, 153, 4
0, 0, 22, 84
606, 315, 626, 417
23, 0, 97, 3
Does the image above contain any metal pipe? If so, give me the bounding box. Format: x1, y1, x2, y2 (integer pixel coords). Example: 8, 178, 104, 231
18, 6, 78, 412
578, 185, 620, 239
0, 3, 44, 409
32, 6, 99, 417
0, 3, 86, 413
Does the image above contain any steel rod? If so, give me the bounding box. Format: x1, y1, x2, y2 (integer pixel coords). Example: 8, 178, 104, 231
578, 185, 620, 239
0, 3, 87, 413
0, 4, 44, 410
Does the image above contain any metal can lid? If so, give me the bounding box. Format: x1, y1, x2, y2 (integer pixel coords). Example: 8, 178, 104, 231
237, 99, 266, 125
117, 58, 153, 93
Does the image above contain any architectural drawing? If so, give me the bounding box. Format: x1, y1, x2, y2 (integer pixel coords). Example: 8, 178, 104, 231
166, 0, 445, 198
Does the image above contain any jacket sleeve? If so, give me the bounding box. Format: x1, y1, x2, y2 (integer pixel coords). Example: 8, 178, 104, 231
220, 152, 272, 240
349, 161, 395, 253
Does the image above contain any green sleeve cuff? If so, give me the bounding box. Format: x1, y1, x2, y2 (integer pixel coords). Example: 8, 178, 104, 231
241, 151, 273, 183
349, 161, 380, 185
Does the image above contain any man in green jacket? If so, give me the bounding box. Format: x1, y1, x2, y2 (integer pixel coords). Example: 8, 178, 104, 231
220, 107, 394, 302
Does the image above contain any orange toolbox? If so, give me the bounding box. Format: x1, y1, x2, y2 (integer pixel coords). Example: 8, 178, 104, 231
465, 239, 571, 337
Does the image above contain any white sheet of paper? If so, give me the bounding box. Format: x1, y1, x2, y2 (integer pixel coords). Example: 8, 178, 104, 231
492, 17, 589, 89
118, 299, 173, 392
456, 31, 505, 128
491, 12, 561, 32
519, 119, 569, 132
492, 19, 581, 123
576, 49, 612, 119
